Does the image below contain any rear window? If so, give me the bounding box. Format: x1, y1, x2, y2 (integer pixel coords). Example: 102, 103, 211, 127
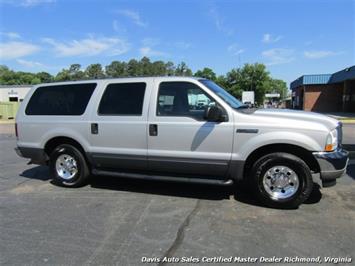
98, 83, 146, 115
25, 83, 96, 116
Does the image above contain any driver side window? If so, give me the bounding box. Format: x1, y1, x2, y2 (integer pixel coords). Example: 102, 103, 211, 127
157, 82, 216, 120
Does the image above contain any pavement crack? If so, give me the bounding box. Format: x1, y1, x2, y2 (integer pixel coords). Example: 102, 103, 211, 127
158, 200, 201, 266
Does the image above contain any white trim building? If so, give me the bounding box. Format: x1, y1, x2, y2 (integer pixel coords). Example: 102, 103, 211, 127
0, 85, 32, 102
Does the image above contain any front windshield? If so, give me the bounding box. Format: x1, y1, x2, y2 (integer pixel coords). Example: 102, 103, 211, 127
199, 79, 243, 109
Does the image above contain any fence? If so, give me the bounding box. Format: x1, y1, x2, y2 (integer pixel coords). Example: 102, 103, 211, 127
0, 102, 20, 120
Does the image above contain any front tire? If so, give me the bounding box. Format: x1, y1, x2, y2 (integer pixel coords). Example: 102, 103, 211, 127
250, 152, 313, 209
49, 144, 90, 187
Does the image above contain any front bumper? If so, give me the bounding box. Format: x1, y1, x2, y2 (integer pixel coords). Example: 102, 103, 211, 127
313, 148, 349, 187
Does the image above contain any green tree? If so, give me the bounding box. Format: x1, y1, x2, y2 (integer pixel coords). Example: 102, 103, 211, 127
16, 72, 37, 84
175, 62, 192, 76
265, 78, 288, 99
151, 60, 167, 75
0, 61, 289, 100
215, 75, 229, 89
55, 68, 70, 81
68, 64, 85, 80
85, 64, 105, 79
127, 59, 141, 76
105, 61, 127, 77
36, 72, 53, 83
165, 61, 175, 76
0, 65, 17, 84
30, 77, 41, 84
227, 63, 270, 104
194, 67, 216, 81
140, 57, 152, 75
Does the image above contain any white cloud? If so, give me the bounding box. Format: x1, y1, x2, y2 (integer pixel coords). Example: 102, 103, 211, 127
142, 38, 160, 47
1, 0, 56, 7
139, 47, 168, 57
209, 6, 234, 36
304, 50, 343, 59
227, 44, 245, 56
42, 37, 130, 57
0, 31, 21, 39
0, 41, 40, 60
139, 38, 169, 57
112, 20, 126, 33
262, 48, 295, 66
115, 9, 147, 27
16, 59, 44, 67
262, 33, 283, 43
20, 0, 55, 6
174, 41, 191, 49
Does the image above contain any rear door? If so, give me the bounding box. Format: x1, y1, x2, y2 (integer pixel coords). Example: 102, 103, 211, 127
147, 80, 234, 178
88, 80, 152, 171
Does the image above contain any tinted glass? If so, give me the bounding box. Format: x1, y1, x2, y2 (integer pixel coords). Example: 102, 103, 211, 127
26, 83, 96, 115
199, 79, 243, 109
98, 82, 146, 115
157, 82, 216, 120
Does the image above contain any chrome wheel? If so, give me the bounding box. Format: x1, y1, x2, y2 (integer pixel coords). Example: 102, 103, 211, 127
55, 154, 78, 180
262, 165, 299, 200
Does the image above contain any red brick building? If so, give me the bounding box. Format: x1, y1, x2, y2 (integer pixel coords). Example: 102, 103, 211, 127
290, 66, 355, 112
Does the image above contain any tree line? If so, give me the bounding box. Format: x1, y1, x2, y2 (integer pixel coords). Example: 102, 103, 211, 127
0, 57, 288, 104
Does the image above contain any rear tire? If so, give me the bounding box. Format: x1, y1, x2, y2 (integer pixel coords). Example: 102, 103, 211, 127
250, 152, 313, 209
49, 144, 90, 187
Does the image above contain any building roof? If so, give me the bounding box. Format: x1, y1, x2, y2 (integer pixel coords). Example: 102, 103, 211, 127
330, 65, 355, 83
290, 74, 331, 89
290, 65, 355, 90
0, 85, 32, 89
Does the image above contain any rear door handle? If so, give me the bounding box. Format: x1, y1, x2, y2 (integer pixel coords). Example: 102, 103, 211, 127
91, 123, 98, 134
149, 124, 158, 136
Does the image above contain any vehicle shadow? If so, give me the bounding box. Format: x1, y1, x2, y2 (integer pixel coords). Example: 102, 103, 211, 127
19, 166, 234, 201
304, 183, 322, 204
233, 182, 322, 208
20, 165, 51, 181
346, 163, 355, 180
90, 175, 232, 200
19, 166, 323, 207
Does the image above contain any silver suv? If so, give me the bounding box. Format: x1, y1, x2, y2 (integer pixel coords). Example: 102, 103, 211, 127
15, 77, 349, 208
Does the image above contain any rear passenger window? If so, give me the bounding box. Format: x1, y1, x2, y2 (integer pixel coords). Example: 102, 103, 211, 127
25, 83, 96, 116
98, 83, 146, 115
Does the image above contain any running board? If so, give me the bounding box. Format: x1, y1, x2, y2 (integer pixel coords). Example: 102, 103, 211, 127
92, 169, 234, 186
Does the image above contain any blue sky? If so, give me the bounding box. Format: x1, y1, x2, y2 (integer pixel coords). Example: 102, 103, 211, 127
0, 0, 354, 84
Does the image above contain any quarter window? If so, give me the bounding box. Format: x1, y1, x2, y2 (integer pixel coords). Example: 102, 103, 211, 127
157, 82, 216, 120
98, 83, 146, 115
25, 83, 96, 115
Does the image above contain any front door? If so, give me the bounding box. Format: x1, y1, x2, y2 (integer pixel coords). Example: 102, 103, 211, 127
147, 80, 234, 178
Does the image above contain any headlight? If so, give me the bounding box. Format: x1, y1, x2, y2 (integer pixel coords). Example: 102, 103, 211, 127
325, 128, 338, 152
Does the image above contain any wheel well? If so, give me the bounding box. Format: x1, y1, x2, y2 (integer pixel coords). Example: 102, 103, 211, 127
44, 137, 86, 158
244, 144, 320, 178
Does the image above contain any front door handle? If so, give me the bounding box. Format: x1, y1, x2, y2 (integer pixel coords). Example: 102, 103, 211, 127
149, 124, 158, 136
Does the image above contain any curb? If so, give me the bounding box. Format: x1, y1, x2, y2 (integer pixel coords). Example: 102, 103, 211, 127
340, 120, 355, 124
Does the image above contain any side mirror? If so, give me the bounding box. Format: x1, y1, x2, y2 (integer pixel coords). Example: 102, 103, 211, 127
204, 106, 225, 122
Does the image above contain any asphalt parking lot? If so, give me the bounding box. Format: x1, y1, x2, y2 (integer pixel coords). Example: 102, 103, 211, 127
0, 124, 354, 265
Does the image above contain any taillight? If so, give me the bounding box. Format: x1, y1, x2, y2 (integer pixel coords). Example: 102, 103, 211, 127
15, 123, 18, 139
